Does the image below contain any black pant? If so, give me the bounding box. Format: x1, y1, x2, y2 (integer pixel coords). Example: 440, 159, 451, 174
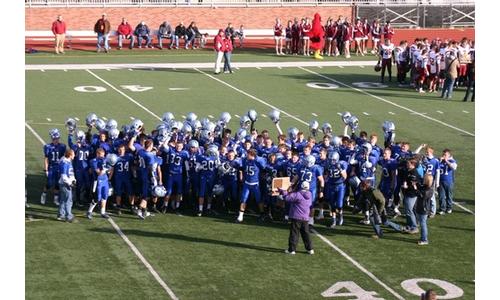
381, 58, 392, 82
288, 219, 313, 252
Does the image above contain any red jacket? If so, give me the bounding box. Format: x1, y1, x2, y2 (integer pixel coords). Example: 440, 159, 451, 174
224, 37, 233, 52
117, 23, 133, 36
383, 25, 394, 40
52, 20, 66, 35
214, 35, 224, 51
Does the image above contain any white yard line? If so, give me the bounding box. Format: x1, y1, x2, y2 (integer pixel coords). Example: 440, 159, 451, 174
194, 68, 308, 126
299, 67, 475, 137
312, 228, 406, 300
26, 60, 378, 71
454, 203, 475, 215
26, 123, 179, 300
107, 218, 179, 300
436, 110, 444, 114
312, 113, 318, 117
388, 111, 395, 115
86, 70, 161, 121
46, 118, 52, 122
362, 112, 370, 116
463, 110, 469, 114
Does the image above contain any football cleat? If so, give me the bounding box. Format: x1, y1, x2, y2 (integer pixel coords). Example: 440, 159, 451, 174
86, 212, 93, 220
284, 250, 296, 255
307, 249, 315, 255
40, 193, 46, 205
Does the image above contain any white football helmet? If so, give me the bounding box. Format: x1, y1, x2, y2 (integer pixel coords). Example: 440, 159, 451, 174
162, 112, 175, 124
182, 123, 193, 135
188, 139, 199, 149
105, 153, 119, 166
268, 109, 280, 124
236, 128, 247, 142
152, 185, 167, 198
200, 117, 210, 129
106, 119, 118, 131
348, 176, 361, 188
304, 155, 316, 168
65, 118, 77, 133
219, 112, 231, 126
85, 113, 98, 127
206, 144, 219, 157
186, 112, 198, 123
171, 121, 183, 131
247, 109, 258, 122
49, 128, 61, 140
330, 151, 340, 163
382, 120, 396, 133
362, 142, 372, 155
287, 127, 299, 140
212, 184, 225, 196
131, 119, 144, 133
240, 115, 251, 129
309, 120, 319, 136
348, 116, 359, 131
157, 128, 171, 144
192, 120, 202, 134
332, 136, 341, 147
95, 119, 106, 132
108, 128, 120, 140
341, 112, 352, 124
76, 130, 86, 142
321, 122, 332, 135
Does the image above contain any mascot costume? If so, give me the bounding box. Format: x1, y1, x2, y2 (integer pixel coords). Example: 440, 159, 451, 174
309, 13, 325, 60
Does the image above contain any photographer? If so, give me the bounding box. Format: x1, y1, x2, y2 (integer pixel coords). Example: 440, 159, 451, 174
58, 149, 77, 223
401, 158, 422, 233
279, 181, 314, 255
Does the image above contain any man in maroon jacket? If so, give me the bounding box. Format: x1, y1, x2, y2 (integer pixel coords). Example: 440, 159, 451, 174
117, 18, 135, 50
51, 15, 66, 54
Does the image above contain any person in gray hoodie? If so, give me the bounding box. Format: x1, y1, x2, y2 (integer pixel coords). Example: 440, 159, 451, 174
157, 21, 173, 49
279, 181, 314, 255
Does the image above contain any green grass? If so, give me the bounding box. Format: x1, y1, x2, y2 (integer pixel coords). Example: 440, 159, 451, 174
25, 54, 475, 300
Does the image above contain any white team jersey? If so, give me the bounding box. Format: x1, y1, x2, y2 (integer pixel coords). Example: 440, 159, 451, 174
416, 55, 428, 69
428, 51, 439, 74
439, 48, 447, 70
412, 49, 421, 64
380, 44, 394, 59
395, 46, 405, 63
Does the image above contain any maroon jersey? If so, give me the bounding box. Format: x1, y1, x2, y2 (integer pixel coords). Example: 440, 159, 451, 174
274, 24, 283, 37
291, 24, 301, 38
371, 24, 381, 39
302, 23, 312, 36
362, 22, 371, 36
383, 25, 394, 40
343, 24, 353, 42
354, 22, 364, 38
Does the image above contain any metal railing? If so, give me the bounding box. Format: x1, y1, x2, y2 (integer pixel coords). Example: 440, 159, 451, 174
25, 0, 475, 8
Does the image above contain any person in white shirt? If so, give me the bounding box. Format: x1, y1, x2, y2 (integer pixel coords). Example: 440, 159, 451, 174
378, 38, 395, 83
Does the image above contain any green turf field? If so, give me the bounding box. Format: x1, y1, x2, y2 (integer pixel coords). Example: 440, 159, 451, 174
25, 52, 475, 299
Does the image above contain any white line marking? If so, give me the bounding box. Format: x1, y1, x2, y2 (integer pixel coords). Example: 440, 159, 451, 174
106, 68, 111, 71
194, 68, 307, 126
169, 88, 190, 91
318, 66, 323, 69
277, 66, 282, 69
261, 114, 267, 118
463, 110, 469, 114
107, 218, 179, 300
256, 67, 262, 70
25, 123, 45, 145
311, 228, 405, 300
454, 203, 475, 215
359, 65, 365, 68
436, 110, 444, 114
128, 68, 134, 71
337, 112, 342, 116
312, 113, 318, 117
25, 124, 179, 299
338, 66, 344, 68
102, 117, 108, 121
86, 70, 161, 121
208, 115, 214, 119
46, 118, 51, 122
181, 115, 186, 119
74, 117, 79, 121
63, 69, 67, 72
299, 67, 475, 137
41, 69, 45, 72
411, 112, 427, 115
130, 116, 135, 120
388, 111, 395, 115
234, 114, 240, 118
362, 112, 370, 116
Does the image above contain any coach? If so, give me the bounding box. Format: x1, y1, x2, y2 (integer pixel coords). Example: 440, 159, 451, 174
279, 181, 314, 255
51, 15, 66, 54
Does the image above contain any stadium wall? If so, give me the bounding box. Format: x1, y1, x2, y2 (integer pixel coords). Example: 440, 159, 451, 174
26, 7, 354, 30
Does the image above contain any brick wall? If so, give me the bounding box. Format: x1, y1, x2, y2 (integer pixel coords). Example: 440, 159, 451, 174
26, 7, 354, 30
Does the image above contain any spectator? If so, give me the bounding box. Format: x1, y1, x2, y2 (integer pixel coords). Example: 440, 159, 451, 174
383, 20, 395, 43
421, 289, 437, 300
234, 24, 245, 48
285, 20, 293, 55
273, 18, 285, 56
214, 29, 225, 74
134, 21, 152, 48
157, 21, 173, 50
302, 17, 311, 56
371, 18, 381, 54
280, 181, 314, 255
94, 13, 111, 53
401, 158, 422, 234
172, 22, 187, 50
362, 17, 370, 55
463, 41, 475, 102
342, 19, 352, 58
51, 15, 66, 54
185, 21, 201, 49
291, 18, 301, 55
225, 23, 235, 48
353, 18, 365, 56
437, 149, 458, 214
415, 174, 433, 245
223, 33, 233, 74
440, 52, 459, 99
117, 18, 135, 50
58, 149, 76, 223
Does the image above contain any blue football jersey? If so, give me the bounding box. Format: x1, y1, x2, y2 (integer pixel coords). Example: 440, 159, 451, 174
298, 164, 323, 190
44, 143, 67, 168
241, 157, 266, 184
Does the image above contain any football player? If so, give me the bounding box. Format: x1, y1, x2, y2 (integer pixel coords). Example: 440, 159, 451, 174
196, 144, 219, 216
220, 150, 239, 212
237, 149, 267, 223
68, 130, 91, 206
421, 146, 440, 216
437, 149, 458, 214
129, 137, 157, 219
292, 155, 324, 226
377, 148, 398, 214
325, 152, 347, 228
379, 38, 395, 83
163, 141, 189, 214
41, 128, 66, 206
87, 148, 111, 219
112, 144, 134, 215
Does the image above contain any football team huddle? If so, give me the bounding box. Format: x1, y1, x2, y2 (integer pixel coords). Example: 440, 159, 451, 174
39, 109, 457, 232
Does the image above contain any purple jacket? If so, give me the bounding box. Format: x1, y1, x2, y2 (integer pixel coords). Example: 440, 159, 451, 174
282, 190, 312, 222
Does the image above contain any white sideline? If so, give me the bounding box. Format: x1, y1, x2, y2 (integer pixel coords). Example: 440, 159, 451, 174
193, 69, 409, 298
107, 218, 179, 300
25, 60, 378, 71
86, 69, 162, 121
193, 68, 308, 126
311, 228, 406, 300
299, 67, 475, 137
25, 122, 179, 300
